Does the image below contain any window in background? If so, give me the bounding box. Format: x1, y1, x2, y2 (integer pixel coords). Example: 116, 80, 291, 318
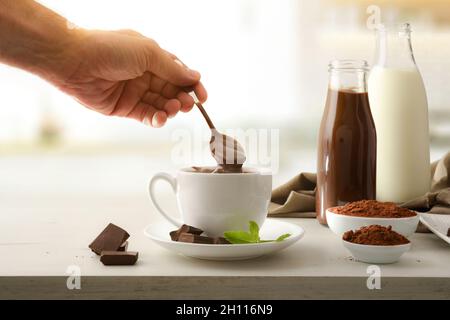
0, 0, 448, 163
1, 0, 302, 148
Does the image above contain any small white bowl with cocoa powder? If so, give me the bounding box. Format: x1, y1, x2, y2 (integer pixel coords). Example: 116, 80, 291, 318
342, 225, 411, 264
326, 200, 419, 237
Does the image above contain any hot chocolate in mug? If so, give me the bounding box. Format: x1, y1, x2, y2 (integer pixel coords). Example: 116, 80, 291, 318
148, 167, 272, 237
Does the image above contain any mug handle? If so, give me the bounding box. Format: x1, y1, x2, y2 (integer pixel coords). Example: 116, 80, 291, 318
148, 173, 183, 227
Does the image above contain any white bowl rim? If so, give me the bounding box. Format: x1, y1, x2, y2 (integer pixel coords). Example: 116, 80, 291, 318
342, 239, 412, 249
326, 207, 418, 220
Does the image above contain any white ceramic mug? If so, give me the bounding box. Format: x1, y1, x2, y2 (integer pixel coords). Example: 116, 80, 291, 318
149, 168, 272, 237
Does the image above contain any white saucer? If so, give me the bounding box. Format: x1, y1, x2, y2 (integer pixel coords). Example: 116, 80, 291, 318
144, 219, 305, 261
419, 213, 450, 245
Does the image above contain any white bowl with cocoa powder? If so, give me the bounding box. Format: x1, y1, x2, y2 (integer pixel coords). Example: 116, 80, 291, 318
326, 200, 420, 237
342, 241, 411, 264
342, 225, 412, 264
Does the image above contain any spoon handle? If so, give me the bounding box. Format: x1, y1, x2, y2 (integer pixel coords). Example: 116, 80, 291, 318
195, 102, 216, 130
189, 91, 216, 130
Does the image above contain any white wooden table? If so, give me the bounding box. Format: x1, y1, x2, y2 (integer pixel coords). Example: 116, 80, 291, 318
1, 202, 449, 299
0, 155, 449, 299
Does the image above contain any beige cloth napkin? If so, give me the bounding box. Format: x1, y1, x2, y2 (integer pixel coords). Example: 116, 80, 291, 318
269, 173, 317, 218
269, 152, 450, 224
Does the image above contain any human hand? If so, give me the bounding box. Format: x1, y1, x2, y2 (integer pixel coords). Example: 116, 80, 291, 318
54, 29, 207, 128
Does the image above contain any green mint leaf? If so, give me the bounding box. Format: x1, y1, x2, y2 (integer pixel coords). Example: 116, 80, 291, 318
276, 234, 291, 242
224, 231, 256, 244
249, 221, 260, 242
224, 221, 291, 244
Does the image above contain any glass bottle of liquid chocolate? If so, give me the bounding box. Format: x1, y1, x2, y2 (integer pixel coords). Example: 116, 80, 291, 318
316, 60, 377, 225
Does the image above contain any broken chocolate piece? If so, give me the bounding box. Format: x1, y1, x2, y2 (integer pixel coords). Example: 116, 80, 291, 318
89, 223, 130, 255
100, 251, 139, 266
169, 224, 231, 245
178, 233, 214, 244
447, 227, 450, 237
179, 224, 203, 235
214, 237, 231, 245
170, 224, 204, 241
117, 241, 128, 252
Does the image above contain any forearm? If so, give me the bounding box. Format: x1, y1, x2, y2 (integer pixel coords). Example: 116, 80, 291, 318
0, 0, 83, 83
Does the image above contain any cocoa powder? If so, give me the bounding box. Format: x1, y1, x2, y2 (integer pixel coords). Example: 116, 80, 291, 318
332, 200, 416, 218
343, 225, 410, 246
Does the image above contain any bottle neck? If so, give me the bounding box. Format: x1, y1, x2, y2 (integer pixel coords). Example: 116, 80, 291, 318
328, 60, 368, 93
374, 24, 417, 69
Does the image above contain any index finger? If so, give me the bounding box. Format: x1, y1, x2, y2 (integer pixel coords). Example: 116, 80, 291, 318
193, 81, 208, 103
183, 82, 208, 103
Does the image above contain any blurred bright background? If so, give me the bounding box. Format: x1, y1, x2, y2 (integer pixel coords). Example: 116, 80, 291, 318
1, 0, 450, 213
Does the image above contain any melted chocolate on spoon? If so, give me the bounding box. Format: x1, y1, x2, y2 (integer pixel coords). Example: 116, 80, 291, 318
209, 129, 246, 173
190, 92, 246, 173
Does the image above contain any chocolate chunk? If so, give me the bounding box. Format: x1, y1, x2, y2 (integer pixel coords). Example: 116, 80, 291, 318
214, 237, 231, 245
447, 228, 450, 237
89, 223, 130, 255
118, 241, 128, 252
179, 224, 203, 235
178, 233, 214, 244
100, 251, 138, 266
170, 224, 204, 242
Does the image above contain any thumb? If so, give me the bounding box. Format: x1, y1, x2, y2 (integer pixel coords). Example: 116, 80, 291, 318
148, 46, 201, 86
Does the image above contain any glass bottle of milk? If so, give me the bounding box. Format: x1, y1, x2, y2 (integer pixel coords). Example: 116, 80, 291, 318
368, 23, 431, 203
